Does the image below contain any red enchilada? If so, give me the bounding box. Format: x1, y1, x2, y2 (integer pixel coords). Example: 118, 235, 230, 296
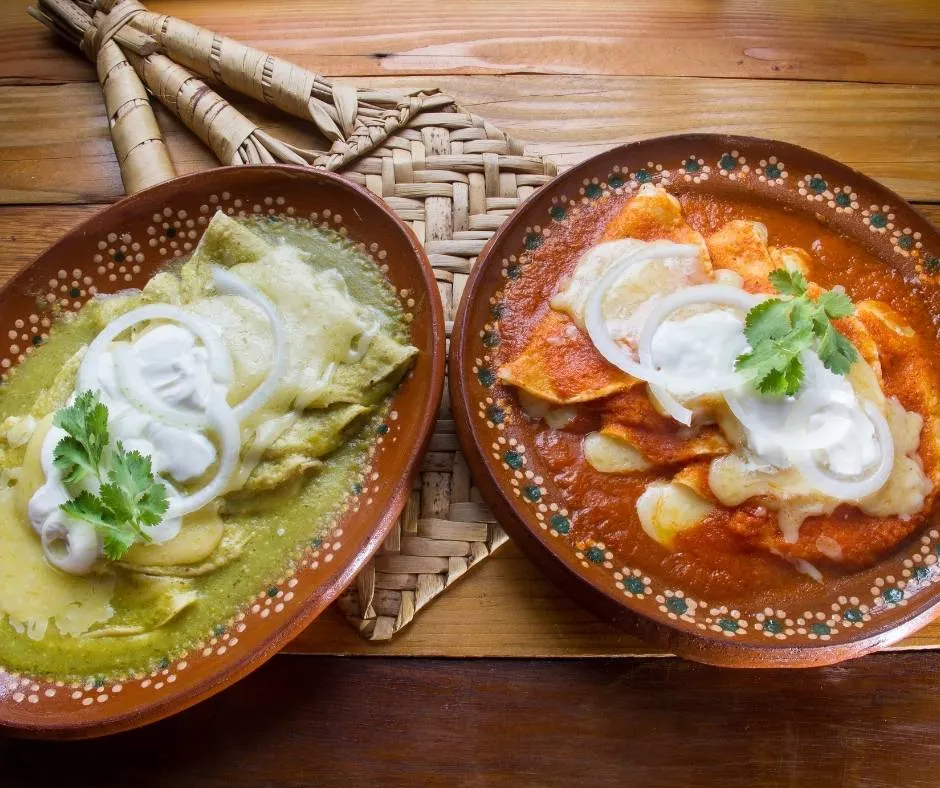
495, 184, 940, 602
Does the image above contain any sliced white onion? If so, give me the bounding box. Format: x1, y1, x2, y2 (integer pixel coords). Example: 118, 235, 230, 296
210, 266, 287, 420
78, 304, 233, 396
229, 411, 299, 492
347, 320, 379, 363
164, 389, 241, 519
113, 344, 211, 430
636, 284, 759, 426
41, 513, 99, 575
795, 401, 895, 501
584, 242, 701, 389
647, 385, 695, 426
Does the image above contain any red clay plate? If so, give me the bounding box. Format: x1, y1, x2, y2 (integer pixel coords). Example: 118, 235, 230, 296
451, 134, 940, 668
0, 165, 444, 736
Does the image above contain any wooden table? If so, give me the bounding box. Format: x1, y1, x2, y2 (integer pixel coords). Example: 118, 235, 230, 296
1, 1, 939, 783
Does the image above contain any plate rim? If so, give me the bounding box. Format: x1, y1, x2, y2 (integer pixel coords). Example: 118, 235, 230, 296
450, 133, 940, 667
0, 164, 446, 736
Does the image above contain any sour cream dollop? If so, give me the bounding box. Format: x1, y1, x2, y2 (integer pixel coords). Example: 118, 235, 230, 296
27, 267, 286, 574
581, 239, 895, 503
28, 322, 223, 547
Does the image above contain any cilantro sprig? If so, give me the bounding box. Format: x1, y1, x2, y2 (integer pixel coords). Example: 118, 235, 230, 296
52, 391, 169, 560
734, 269, 858, 397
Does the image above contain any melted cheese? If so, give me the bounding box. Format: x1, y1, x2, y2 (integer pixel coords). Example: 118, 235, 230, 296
122, 506, 224, 567
708, 396, 930, 542
517, 390, 578, 428
636, 481, 715, 548
188, 295, 274, 407
0, 488, 114, 638
583, 432, 651, 473
551, 239, 708, 343
233, 246, 369, 413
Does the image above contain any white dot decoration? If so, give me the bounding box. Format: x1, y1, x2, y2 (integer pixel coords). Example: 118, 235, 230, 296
0, 188, 422, 709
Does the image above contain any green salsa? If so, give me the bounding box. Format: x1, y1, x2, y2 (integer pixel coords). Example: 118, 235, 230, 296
0, 214, 414, 679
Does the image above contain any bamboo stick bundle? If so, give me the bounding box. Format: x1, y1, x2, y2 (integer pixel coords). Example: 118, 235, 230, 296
32, 0, 316, 169
90, 0, 456, 171
127, 50, 313, 166
28, 0, 175, 193
95, 0, 404, 142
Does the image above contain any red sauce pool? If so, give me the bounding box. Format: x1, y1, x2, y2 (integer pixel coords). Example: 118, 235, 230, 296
496, 188, 940, 607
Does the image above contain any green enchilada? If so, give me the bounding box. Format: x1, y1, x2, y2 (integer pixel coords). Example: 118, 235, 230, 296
0, 211, 416, 678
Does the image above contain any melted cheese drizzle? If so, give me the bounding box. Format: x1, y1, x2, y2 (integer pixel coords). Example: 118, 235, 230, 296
560, 236, 931, 546
13, 240, 377, 637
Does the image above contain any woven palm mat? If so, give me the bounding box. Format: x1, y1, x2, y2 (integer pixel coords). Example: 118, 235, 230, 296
331, 102, 556, 640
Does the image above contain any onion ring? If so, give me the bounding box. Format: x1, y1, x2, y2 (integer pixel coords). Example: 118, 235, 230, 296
795, 401, 895, 501
211, 266, 287, 420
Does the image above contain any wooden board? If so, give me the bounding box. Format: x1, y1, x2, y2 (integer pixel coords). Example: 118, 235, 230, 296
3, 76, 940, 204
5, 652, 940, 786
1, 0, 939, 660
3, 0, 939, 85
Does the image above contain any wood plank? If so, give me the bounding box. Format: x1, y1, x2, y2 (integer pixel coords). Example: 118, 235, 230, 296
2, 76, 940, 205
285, 540, 940, 657
3, 0, 939, 85
4, 653, 940, 785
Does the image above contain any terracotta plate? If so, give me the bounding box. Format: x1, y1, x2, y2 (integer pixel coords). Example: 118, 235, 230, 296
0, 165, 444, 736
451, 134, 940, 667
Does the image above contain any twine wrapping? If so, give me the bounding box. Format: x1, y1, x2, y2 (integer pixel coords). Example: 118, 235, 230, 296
97, 0, 383, 142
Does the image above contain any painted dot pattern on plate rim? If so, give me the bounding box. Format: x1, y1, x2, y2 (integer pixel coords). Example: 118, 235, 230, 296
471, 148, 940, 645
0, 192, 415, 705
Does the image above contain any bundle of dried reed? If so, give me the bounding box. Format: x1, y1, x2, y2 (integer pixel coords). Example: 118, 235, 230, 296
93, 0, 454, 171
32, 0, 315, 169
28, 0, 175, 193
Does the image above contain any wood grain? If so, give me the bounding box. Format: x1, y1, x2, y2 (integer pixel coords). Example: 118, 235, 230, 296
2, 76, 940, 205
3, 0, 939, 85
3, 653, 940, 786
285, 539, 940, 657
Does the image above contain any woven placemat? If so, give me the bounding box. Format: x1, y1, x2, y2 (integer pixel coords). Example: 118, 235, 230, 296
330, 103, 556, 639
32, 0, 557, 641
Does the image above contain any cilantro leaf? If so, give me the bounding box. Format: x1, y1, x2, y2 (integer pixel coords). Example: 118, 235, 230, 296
736, 324, 813, 396
53, 436, 98, 485
61, 487, 145, 562
51, 390, 109, 483
101, 528, 139, 562
817, 290, 855, 320
742, 298, 793, 346
768, 268, 808, 296
755, 357, 804, 397
816, 322, 858, 376
61, 490, 115, 531
736, 270, 857, 398
51, 397, 170, 562
105, 443, 168, 528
